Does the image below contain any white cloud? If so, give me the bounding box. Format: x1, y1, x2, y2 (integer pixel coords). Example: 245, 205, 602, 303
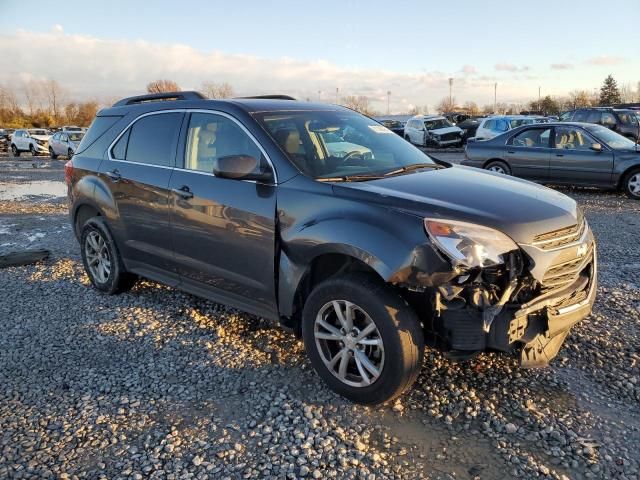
494, 63, 530, 73
0, 29, 547, 111
586, 55, 625, 66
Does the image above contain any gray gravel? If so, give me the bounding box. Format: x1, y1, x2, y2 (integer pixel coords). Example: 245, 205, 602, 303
0, 156, 639, 479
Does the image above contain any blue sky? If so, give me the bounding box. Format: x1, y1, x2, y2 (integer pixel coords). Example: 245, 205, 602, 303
1, 0, 638, 112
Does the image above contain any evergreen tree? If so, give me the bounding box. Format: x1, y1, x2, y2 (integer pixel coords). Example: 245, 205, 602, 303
599, 75, 621, 106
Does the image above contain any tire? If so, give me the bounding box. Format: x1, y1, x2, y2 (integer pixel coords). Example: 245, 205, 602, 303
67, 148, 74, 159
484, 160, 511, 175
80, 217, 137, 294
11, 144, 20, 157
404, 134, 411, 143
302, 273, 424, 405
49, 147, 57, 160
29, 144, 37, 156
622, 168, 640, 199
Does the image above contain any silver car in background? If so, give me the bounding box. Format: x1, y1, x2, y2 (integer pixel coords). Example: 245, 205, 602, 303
49, 130, 85, 159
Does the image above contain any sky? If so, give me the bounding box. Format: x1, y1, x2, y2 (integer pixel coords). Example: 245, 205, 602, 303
1, 0, 639, 113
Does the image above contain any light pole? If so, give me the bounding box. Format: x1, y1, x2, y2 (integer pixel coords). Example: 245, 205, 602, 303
387, 90, 391, 115
335, 87, 339, 104
448, 78, 453, 110
494, 82, 497, 113
318, 90, 322, 102
538, 86, 541, 109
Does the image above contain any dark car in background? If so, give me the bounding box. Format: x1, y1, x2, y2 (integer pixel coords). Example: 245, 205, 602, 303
560, 107, 640, 141
67, 92, 597, 404
377, 118, 405, 136
463, 122, 640, 198
456, 116, 485, 142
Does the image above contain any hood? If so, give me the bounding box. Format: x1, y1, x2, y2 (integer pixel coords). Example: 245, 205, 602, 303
331, 165, 579, 243
429, 126, 462, 135
30, 135, 50, 142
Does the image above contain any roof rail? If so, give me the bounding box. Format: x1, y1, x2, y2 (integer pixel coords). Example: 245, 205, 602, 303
235, 95, 296, 101
112, 91, 206, 107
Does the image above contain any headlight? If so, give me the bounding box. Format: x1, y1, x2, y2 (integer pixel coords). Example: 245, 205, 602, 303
424, 218, 518, 268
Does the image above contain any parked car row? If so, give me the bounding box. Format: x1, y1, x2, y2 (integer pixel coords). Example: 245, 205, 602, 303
8, 127, 85, 158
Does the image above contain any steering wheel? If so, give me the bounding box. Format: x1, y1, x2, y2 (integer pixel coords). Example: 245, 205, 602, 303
339, 150, 365, 166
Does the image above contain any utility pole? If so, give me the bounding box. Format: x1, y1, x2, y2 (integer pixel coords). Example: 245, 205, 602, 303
335, 87, 339, 104
448, 78, 453, 109
494, 82, 497, 113
387, 91, 391, 115
318, 90, 322, 102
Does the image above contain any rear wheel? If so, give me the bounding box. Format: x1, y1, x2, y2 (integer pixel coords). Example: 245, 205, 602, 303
67, 148, 74, 159
623, 168, 640, 199
302, 273, 424, 404
11, 144, 19, 157
49, 147, 57, 159
80, 217, 137, 294
485, 160, 511, 175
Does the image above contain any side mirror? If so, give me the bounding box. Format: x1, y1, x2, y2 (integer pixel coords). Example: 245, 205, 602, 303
213, 155, 274, 183
590, 143, 602, 152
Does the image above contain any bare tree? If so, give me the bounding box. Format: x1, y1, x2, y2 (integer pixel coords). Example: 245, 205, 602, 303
201, 81, 235, 99
341, 95, 374, 115
462, 101, 479, 115
436, 96, 456, 113
146, 79, 181, 94
43, 79, 66, 121
619, 82, 634, 103
22, 80, 46, 116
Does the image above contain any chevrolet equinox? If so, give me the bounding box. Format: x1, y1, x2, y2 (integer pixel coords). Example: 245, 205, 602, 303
67, 92, 597, 404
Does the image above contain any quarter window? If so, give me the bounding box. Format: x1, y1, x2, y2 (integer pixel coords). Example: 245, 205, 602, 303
183, 113, 263, 174
585, 111, 601, 124
115, 113, 183, 166
554, 127, 596, 151
572, 111, 588, 122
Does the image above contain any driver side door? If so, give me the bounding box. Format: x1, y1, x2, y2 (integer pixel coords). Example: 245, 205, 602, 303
169, 111, 279, 319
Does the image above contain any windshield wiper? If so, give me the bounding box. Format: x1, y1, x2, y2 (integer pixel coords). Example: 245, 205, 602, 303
381, 163, 442, 177
317, 173, 385, 182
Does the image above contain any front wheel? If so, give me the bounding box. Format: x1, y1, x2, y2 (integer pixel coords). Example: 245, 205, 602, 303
67, 148, 74, 159
29, 144, 37, 156
11, 144, 20, 157
49, 147, 57, 159
302, 273, 424, 404
485, 160, 511, 175
80, 217, 137, 294
623, 168, 640, 199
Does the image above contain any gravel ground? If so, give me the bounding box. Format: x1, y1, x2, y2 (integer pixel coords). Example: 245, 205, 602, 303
0, 155, 639, 480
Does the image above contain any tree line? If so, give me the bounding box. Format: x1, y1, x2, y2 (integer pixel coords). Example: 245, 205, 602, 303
2, 74, 637, 128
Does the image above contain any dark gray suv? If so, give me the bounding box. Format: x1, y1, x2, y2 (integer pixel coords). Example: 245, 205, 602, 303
67, 92, 597, 404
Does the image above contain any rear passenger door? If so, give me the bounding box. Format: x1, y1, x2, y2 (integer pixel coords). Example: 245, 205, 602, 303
505, 127, 551, 182
98, 111, 185, 283
168, 111, 278, 318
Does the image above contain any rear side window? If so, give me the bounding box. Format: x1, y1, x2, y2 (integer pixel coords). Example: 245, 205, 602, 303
572, 111, 588, 122
585, 111, 601, 123
75, 116, 122, 154
121, 113, 183, 167
495, 119, 509, 132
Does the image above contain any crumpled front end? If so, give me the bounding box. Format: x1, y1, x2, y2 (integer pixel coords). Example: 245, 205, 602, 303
419, 216, 596, 367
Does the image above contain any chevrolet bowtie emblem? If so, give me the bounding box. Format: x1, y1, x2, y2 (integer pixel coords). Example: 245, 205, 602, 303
576, 243, 588, 258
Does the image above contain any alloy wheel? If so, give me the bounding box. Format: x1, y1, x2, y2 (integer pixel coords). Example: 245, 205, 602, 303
314, 300, 385, 387
628, 173, 640, 196
84, 231, 111, 283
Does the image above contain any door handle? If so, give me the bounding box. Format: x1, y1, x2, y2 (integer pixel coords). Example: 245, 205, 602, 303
171, 186, 193, 199
105, 169, 121, 181
507, 150, 515, 154
555, 154, 564, 157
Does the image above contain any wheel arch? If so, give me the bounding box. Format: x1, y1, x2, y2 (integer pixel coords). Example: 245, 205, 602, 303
482, 157, 509, 169
617, 164, 640, 190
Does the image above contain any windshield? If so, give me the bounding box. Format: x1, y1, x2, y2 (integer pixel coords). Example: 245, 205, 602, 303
28, 129, 48, 136
68, 132, 84, 142
255, 110, 436, 180
424, 118, 452, 130
586, 124, 637, 149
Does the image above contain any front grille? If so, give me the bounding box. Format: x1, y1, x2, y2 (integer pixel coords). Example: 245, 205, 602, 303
532, 217, 586, 250
541, 245, 594, 290
438, 132, 460, 142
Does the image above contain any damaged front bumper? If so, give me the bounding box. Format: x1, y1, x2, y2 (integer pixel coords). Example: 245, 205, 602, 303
433, 237, 596, 367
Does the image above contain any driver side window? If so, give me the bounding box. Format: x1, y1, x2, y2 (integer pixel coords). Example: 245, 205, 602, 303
183, 113, 263, 174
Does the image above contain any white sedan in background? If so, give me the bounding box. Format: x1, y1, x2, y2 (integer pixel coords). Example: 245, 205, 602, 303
49, 131, 85, 159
